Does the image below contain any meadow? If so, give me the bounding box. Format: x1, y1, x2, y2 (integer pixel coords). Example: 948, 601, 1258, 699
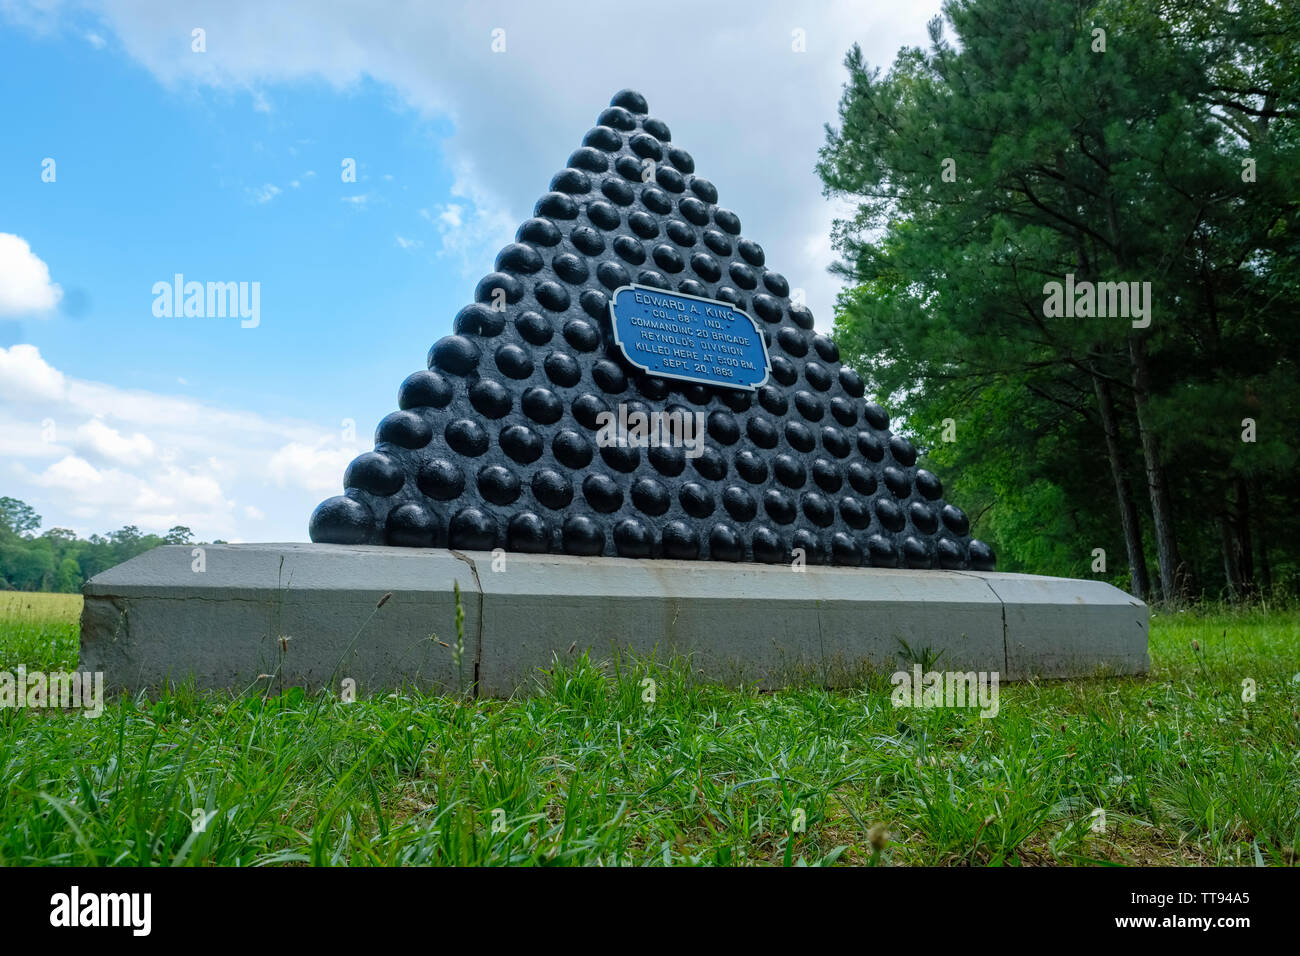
0, 591, 1296, 866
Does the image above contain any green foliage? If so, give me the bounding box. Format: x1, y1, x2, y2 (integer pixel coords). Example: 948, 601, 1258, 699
53, 558, 83, 594
818, 0, 1300, 601
0, 498, 41, 536
0, 498, 203, 593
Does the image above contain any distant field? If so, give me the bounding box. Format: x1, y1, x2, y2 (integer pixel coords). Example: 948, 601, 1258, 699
0, 592, 80, 672
0, 593, 1296, 866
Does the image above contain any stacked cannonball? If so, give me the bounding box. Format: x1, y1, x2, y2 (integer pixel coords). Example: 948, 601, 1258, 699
310, 89, 996, 572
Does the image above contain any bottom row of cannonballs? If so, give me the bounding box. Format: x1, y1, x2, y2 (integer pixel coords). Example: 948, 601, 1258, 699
360, 497, 995, 569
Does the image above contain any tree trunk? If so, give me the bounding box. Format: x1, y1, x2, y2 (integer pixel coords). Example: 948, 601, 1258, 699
1233, 477, 1254, 595
1220, 513, 1243, 599
1127, 335, 1188, 603
1253, 476, 1272, 593
1092, 371, 1150, 600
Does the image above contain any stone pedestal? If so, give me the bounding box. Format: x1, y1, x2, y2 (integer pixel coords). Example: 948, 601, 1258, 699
81, 543, 1148, 696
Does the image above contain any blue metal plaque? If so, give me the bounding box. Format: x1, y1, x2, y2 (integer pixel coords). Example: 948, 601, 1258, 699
609, 285, 771, 391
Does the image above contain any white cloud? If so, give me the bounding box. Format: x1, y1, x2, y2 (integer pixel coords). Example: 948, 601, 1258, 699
9, 0, 945, 330
395, 235, 422, 249
75, 418, 155, 466
84, 30, 105, 48
0, 344, 359, 541
0, 418, 65, 461
248, 183, 281, 203
422, 170, 515, 278
0, 343, 66, 402
37, 454, 104, 491
268, 441, 355, 493
24, 455, 231, 532
0, 233, 63, 316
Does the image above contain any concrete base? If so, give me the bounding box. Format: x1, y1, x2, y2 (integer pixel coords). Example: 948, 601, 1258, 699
80, 544, 1148, 697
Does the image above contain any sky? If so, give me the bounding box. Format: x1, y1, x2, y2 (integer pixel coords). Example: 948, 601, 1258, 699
0, 0, 942, 542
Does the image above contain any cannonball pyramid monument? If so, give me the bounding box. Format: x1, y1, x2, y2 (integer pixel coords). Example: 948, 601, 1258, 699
309, 88, 994, 572
80, 91, 1148, 696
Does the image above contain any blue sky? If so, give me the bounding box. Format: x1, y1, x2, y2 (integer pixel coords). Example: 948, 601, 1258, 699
0, 0, 938, 541
2, 28, 459, 412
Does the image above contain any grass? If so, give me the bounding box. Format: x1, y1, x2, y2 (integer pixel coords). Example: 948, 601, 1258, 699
0, 592, 81, 673
0, 592, 1297, 865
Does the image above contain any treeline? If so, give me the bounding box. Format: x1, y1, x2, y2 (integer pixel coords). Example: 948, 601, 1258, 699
0, 497, 215, 593
818, 0, 1300, 603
